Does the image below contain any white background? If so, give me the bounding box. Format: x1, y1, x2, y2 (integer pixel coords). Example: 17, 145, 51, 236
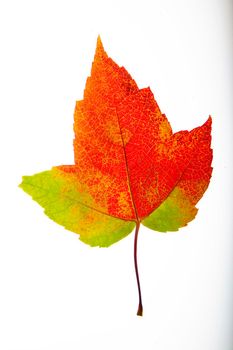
0, 0, 232, 349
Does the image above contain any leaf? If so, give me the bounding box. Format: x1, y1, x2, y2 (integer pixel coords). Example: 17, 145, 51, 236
20, 36, 213, 316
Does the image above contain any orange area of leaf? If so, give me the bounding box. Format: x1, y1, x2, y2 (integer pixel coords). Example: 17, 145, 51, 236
58, 36, 212, 223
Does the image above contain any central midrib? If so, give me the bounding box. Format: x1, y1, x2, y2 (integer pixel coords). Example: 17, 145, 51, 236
115, 108, 139, 222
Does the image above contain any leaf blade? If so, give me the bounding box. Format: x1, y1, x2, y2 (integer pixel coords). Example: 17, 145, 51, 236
142, 117, 212, 232
19, 168, 135, 247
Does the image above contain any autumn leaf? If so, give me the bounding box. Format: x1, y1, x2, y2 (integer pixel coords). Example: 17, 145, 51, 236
19, 36, 213, 316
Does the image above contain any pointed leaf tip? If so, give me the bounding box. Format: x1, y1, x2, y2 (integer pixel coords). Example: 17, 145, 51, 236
96, 35, 105, 56
204, 115, 212, 127
208, 115, 212, 126
97, 34, 102, 43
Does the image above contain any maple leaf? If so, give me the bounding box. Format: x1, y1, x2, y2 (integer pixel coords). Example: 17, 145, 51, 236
20, 36, 213, 316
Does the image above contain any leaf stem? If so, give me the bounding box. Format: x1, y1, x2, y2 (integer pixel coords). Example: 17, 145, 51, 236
134, 222, 143, 316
